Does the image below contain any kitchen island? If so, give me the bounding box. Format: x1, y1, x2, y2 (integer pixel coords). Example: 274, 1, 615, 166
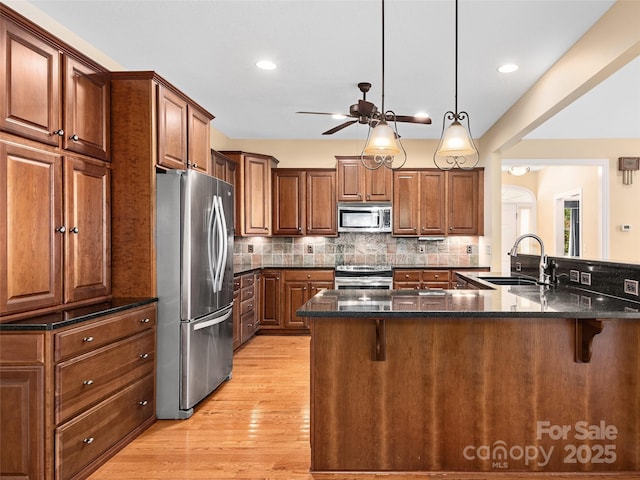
297, 279, 640, 477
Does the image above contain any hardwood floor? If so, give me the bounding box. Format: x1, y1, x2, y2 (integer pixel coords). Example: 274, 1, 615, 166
88, 335, 638, 480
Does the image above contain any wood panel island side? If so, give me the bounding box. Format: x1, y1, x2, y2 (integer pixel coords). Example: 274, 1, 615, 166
297, 285, 640, 478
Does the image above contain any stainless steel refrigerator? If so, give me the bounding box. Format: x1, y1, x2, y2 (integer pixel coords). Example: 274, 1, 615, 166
156, 169, 234, 419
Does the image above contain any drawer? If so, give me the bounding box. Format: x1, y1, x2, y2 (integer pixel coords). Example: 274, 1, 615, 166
241, 273, 255, 288
240, 298, 255, 316
423, 282, 450, 290
55, 330, 155, 424
233, 277, 241, 291
422, 270, 450, 282
0, 333, 44, 364
240, 284, 254, 301
393, 270, 421, 282
240, 315, 257, 343
55, 374, 154, 480
284, 269, 334, 282
55, 305, 156, 362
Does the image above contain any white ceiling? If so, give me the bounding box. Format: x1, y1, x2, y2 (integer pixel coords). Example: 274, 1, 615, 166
25, 0, 631, 142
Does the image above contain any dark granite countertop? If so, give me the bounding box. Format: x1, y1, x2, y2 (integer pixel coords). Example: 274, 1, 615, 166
0, 298, 158, 331
297, 271, 640, 319
234, 264, 490, 274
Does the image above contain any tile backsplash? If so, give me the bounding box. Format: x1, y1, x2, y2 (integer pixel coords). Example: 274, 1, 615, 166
234, 234, 482, 268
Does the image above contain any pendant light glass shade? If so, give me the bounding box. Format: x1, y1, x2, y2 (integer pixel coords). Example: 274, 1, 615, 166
436, 120, 475, 157
363, 120, 401, 156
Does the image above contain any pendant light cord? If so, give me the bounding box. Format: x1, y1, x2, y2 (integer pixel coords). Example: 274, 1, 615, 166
454, 0, 458, 116
381, 0, 386, 114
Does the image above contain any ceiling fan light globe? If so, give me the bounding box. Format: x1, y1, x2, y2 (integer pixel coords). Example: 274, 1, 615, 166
436, 120, 476, 157
363, 122, 401, 156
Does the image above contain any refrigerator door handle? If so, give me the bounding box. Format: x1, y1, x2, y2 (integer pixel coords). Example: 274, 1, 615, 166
207, 196, 217, 291
215, 195, 228, 292
193, 308, 233, 331
211, 195, 223, 292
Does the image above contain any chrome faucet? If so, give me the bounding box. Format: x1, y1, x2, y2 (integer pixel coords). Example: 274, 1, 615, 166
509, 233, 549, 284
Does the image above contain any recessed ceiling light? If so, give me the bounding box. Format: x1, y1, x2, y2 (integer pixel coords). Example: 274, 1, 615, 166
256, 60, 277, 70
498, 63, 519, 73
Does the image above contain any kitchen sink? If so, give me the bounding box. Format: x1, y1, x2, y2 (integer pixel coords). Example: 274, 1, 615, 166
480, 276, 540, 286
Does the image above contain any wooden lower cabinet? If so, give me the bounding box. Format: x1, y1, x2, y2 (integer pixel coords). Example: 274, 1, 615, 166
393, 268, 490, 290
259, 270, 281, 330
0, 303, 156, 480
233, 271, 260, 350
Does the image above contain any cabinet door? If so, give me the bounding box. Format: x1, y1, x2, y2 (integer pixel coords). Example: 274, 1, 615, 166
260, 271, 281, 327
63, 55, 110, 160
243, 155, 272, 235
392, 170, 419, 236
448, 170, 482, 235
272, 170, 305, 236
232, 280, 241, 350
64, 157, 110, 303
419, 170, 447, 235
157, 85, 188, 170
336, 158, 363, 201
283, 281, 308, 329
187, 106, 211, 175
364, 166, 392, 202
0, 366, 45, 480
307, 170, 337, 236
0, 17, 62, 145
0, 143, 62, 314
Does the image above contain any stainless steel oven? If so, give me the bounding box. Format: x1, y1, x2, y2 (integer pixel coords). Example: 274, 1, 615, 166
334, 265, 393, 290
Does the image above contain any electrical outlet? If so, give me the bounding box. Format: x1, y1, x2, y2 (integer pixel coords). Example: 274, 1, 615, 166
570, 270, 580, 282
466, 245, 473, 254
580, 272, 591, 286
306, 244, 313, 254
247, 244, 254, 253
486, 245, 491, 255
624, 279, 639, 296
418, 245, 426, 253
515, 262, 522, 272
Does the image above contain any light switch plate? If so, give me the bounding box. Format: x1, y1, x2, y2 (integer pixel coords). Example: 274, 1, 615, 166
580, 272, 591, 286
624, 279, 639, 296
570, 270, 580, 282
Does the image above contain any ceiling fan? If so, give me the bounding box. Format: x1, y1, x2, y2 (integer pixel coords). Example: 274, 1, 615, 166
296, 82, 432, 135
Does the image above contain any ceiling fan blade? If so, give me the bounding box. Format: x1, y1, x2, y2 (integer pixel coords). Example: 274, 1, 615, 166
296, 111, 351, 117
393, 115, 432, 124
322, 120, 358, 135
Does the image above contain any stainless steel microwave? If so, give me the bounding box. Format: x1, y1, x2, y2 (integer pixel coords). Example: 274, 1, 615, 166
337, 203, 392, 233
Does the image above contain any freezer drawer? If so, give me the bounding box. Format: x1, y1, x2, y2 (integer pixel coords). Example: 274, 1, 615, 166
180, 305, 233, 410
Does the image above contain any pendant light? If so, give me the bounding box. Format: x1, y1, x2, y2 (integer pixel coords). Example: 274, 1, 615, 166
361, 0, 407, 170
433, 0, 479, 171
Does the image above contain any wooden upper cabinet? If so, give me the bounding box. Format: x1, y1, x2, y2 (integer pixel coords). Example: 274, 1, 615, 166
272, 169, 337, 237
221, 151, 278, 236
63, 55, 110, 161
272, 169, 305, 236
0, 142, 62, 314
336, 156, 392, 202
157, 85, 188, 170
392, 170, 419, 236
448, 169, 484, 235
0, 14, 110, 161
306, 170, 337, 236
212, 149, 237, 185
392, 168, 483, 237
63, 156, 111, 303
187, 106, 211, 175
0, 16, 62, 146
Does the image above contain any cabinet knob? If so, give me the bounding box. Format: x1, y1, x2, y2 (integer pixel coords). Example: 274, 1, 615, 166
70, 226, 79, 234
140, 318, 150, 323
139, 353, 149, 359
52, 129, 64, 137
83, 437, 95, 444
405, 274, 409, 279
191, 163, 198, 169
434, 274, 439, 278
138, 400, 149, 406
83, 380, 94, 385
82, 336, 94, 342
56, 226, 66, 233
69, 134, 79, 141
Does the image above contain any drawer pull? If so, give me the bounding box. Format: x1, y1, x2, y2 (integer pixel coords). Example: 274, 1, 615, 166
82, 336, 94, 342
83, 437, 94, 444
139, 400, 149, 406
139, 353, 149, 359
83, 380, 94, 385
140, 318, 150, 324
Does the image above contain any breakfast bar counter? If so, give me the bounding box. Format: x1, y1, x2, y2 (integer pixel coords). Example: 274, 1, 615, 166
298, 282, 640, 477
